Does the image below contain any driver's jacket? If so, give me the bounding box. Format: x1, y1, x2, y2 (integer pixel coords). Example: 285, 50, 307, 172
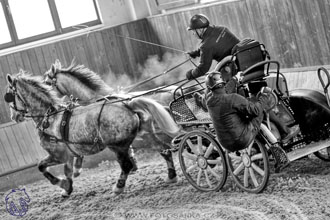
206, 91, 268, 152
190, 25, 240, 79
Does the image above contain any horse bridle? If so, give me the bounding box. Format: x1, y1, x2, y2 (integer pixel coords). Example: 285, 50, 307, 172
4, 78, 29, 116
4, 77, 53, 119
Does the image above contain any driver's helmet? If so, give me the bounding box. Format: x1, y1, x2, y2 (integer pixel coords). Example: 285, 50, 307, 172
187, 14, 210, 30
205, 71, 226, 91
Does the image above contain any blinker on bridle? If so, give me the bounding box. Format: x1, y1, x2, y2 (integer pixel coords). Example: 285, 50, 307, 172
4, 80, 28, 115
4, 92, 15, 103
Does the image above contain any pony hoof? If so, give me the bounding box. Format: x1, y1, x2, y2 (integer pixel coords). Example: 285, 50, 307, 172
112, 185, 124, 195
165, 176, 178, 184
59, 178, 73, 196
73, 168, 82, 178
61, 190, 70, 198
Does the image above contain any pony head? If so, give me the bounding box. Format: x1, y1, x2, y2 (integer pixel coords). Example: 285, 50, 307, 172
4, 72, 27, 123
4, 72, 63, 123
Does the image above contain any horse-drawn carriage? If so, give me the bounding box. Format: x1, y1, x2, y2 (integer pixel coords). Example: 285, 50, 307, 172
168, 39, 330, 193
3, 39, 330, 197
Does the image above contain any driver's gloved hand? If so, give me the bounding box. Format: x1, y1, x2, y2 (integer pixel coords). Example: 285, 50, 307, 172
186, 69, 195, 80
194, 92, 207, 111
260, 87, 272, 94
233, 71, 243, 82
187, 50, 200, 59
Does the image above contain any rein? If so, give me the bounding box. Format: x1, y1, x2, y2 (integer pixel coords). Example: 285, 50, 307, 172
108, 32, 187, 54
124, 58, 193, 92
96, 79, 187, 104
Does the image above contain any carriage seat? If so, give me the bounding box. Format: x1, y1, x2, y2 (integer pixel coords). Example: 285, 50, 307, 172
232, 39, 269, 84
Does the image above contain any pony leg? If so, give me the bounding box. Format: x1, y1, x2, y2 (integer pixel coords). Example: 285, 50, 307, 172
153, 134, 178, 183
159, 148, 178, 183
112, 149, 134, 194
128, 145, 138, 173
38, 155, 75, 197
140, 119, 178, 183
38, 155, 62, 185
58, 160, 74, 197
73, 156, 84, 177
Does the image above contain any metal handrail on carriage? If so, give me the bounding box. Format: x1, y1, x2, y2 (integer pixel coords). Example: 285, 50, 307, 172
318, 67, 330, 106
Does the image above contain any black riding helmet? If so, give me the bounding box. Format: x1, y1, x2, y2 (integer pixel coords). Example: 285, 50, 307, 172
205, 71, 226, 91
187, 14, 210, 30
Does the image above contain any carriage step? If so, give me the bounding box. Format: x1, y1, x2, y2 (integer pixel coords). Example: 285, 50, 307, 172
287, 139, 330, 162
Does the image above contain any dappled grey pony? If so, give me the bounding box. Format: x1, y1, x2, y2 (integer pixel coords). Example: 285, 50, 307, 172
43, 60, 179, 180
4, 72, 181, 196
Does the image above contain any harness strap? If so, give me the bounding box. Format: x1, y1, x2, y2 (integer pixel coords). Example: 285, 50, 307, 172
60, 109, 73, 141
39, 131, 81, 158
37, 99, 111, 157
88, 100, 107, 153
38, 102, 104, 157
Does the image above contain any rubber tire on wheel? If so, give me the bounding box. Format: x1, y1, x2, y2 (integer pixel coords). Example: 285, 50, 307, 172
178, 131, 227, 192
226, 137, 269, 193
314, 147, 330, 161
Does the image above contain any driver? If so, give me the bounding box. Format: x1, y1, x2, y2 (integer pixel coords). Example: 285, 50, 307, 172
185, 14, 240, 80
204, 71, 275, 152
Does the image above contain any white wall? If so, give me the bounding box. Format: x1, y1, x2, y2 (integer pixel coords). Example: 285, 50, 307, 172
97, 0, 156, 27
131, 0, 153, 19
96, 0, 217, 27
97, 0, 133, 26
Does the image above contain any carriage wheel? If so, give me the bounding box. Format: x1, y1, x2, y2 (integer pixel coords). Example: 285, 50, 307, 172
178, 131, 227, 192
314, 147, 330, 161
226, 137, 269, 193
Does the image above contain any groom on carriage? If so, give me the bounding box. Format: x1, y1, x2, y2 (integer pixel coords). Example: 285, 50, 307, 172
204, 71, 272, 151
185, 14, 299, 144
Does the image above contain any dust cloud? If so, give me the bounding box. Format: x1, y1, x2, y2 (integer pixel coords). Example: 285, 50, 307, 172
104, 52, 196, 92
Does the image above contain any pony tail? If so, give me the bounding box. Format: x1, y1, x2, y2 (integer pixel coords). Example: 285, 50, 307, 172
127, 97, 181, 137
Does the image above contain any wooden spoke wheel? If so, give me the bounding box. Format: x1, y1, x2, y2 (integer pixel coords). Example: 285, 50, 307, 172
178, 131, 227, 192
226, 137, 269, 193
314, 147, 330, 161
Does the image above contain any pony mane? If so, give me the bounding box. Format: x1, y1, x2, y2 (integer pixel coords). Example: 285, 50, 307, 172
51, 61, 112, 93
17, 74, 62, 108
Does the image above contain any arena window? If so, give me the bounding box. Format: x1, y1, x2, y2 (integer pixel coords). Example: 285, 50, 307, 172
0, 0, 101, 50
